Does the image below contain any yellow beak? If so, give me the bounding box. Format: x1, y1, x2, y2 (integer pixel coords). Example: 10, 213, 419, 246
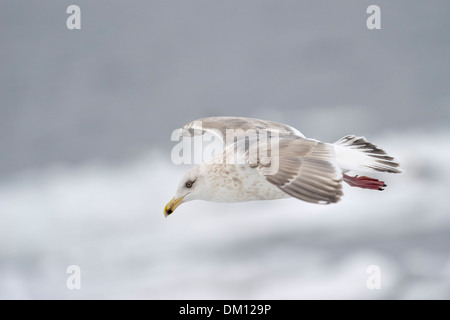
164, 196, 184, 217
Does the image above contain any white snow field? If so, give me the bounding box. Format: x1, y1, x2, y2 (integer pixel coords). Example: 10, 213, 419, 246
1, 130, 450, 299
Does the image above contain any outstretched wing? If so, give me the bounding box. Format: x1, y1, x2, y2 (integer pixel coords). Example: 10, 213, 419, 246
249, 137, 343, 204
180, 117, 304, 147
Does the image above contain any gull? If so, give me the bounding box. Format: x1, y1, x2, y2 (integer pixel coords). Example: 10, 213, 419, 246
164, 117, 400, 216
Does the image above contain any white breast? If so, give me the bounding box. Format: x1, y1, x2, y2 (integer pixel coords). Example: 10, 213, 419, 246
202, 164, 290, 203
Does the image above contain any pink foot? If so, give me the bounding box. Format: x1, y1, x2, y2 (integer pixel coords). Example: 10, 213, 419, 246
343, 174, 387, 191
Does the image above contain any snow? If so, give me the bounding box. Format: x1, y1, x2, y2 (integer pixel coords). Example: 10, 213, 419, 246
1, 130, 450, 299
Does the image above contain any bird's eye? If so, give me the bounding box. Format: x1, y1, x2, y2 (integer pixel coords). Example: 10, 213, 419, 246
185, 180, 194, 188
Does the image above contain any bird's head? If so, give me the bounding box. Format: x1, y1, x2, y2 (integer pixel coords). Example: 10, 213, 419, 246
164, 165, 212, 217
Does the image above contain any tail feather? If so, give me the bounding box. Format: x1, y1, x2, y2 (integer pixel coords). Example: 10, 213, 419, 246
333, 135, 401, 174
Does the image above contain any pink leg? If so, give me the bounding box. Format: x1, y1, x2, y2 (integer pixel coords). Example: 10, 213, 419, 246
343, 174, 387, 191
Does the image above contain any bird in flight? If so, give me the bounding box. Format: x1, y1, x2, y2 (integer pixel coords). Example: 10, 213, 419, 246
164, 117, 401, 216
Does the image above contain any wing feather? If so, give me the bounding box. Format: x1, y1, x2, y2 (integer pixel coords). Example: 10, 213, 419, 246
255, 137, 343, 204
181, 117, 304, 148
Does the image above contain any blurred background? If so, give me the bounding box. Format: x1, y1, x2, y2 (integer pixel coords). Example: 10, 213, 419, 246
1, 0, 449, 299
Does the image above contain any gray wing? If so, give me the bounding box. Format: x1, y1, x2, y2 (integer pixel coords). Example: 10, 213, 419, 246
249, 137, 343, 204
180, 117, 304, 147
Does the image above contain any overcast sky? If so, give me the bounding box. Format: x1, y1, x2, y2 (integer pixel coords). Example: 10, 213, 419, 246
1, 0, 449, 176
